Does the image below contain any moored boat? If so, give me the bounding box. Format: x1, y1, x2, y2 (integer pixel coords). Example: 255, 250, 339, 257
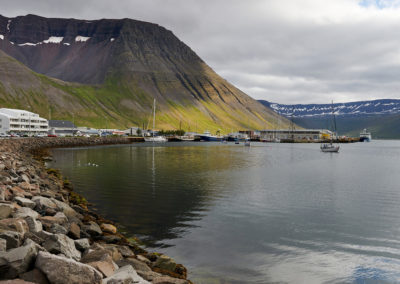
360, 129, 372, 142
198, 130, 223, 141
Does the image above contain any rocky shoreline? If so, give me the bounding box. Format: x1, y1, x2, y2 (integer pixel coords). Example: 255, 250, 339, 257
0, 137, 191, 284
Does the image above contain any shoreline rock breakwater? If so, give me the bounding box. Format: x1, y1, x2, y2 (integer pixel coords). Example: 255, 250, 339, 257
0, 137, 191, 284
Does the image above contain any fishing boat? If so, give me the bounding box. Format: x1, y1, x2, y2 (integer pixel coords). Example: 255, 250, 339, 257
198, 130, 223, 141
144, 99, 167, 143
321, 101, 339, 153
360, 129, 372, 142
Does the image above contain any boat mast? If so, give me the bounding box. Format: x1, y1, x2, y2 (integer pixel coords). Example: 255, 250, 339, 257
153, 98, 156, 138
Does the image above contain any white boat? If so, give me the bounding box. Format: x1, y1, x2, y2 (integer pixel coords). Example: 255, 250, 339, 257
244, 140, 251, 147
320, 143, 339, 152
145, 136, 167, 142
145, 98, 166, 143
360, 129, 372, 142
321, 101, 340, 153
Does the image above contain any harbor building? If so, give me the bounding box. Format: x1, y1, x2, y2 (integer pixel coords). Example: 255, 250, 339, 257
260, 129, 332, 141
0, 108, 48, 135
49, 120, 77, 136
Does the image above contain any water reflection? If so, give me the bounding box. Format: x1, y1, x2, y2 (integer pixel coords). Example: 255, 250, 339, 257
50, 141, 400, 283
50, 143, 248, 247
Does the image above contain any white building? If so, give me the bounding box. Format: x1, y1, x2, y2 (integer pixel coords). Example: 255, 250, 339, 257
0, 108, 48, 135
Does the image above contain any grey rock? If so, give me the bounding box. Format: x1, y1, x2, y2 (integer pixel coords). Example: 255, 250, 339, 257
28, 230, 54, 246
71, 205, 87, 215
31, 196, 57, 212
50, 198, 78, 218
0, 239, 41, 279
102, 265, 150, 284
13, 207, 40, 220
0, 230, 23, 250
35, 251, 102, 284
116, 258, 152, 274
0, 188, 5, 202
152, 276, 190, 284
14, 197, 36, 209
83, 221, 102, 236
43, 234, 81, 261
25, 217, 43, 233
20, 174, 30, 184
0, 203, 14, 219
115, 245, 135, 258
137, 255, 151, 265
50, 224, 68, 235
0, 218, 29, 237
20, 268, 50, 284
154, 255, 177, 272
0, 239, 6, 252
74, 238, 90, 251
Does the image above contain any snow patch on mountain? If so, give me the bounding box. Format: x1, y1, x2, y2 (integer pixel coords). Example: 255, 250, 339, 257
43, 36, 63, 44
261, 99, 400, 118
75, 36, 90, 42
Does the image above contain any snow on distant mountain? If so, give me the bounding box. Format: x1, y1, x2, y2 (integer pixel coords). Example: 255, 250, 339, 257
259, 99, 400, 117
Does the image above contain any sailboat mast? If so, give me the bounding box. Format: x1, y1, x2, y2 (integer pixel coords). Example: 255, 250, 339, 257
153, 98, 156, 138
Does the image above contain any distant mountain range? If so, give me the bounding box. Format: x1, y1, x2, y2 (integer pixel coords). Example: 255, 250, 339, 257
0, 14, 288, 132
259, 99, 400, 139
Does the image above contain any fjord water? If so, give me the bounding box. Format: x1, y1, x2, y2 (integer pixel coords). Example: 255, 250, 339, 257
50, 141, 400, 283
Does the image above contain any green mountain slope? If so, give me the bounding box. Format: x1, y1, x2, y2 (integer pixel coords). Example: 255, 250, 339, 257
0, 14, 290, 133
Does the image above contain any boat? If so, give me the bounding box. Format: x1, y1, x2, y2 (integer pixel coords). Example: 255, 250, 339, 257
321, 101, 340, 153
144, 99, 167, 143
198, 130, 223, 141
244, 140, 251, 147
167, 135, 195, 142
360, 129, 372, 142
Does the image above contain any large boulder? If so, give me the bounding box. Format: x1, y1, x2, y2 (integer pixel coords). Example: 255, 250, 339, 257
35, 251, 102, 284
102, 265, 150, 284
0, 239, 6, 252
50, 198, 78, 219
81, 249, 118, 277
42, 234, 81, 261
13, 207, 40, 220
0, 231, 23, 250
83, 221, 102, 237
25, 217, 42, 234
116, 258, 158, 282
14, 197, 35, 209
100, 224, 117, 234
19, 268, 50, 284
74, 238, 90, 251
31, 197, 57, 213
153, 255, 177, 272
39, 212, 68, 230
0, 204, 15, 219
68, 223, 80, 239
0, 218, 29, 236
0, 239, 41, 279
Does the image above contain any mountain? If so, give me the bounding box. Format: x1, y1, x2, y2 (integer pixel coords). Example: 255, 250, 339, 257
259, 99, 400, 139
0, 14, 288, 132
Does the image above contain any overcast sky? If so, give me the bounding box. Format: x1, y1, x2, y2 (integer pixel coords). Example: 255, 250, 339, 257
2, 0, 400, 104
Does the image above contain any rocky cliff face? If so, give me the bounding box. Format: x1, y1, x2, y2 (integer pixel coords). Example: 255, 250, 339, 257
0, 14, 288, 131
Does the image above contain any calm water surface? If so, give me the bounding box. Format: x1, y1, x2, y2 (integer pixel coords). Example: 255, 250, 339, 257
50, 141, 400, 284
